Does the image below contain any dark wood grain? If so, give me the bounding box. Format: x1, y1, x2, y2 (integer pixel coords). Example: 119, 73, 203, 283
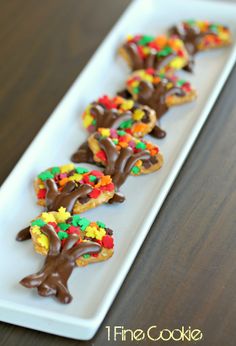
1, 1, 236, 345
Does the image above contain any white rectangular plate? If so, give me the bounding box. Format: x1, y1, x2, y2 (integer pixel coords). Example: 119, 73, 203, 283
1, 0, 236, 340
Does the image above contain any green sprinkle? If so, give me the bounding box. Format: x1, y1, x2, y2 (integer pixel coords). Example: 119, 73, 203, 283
119, 119, 134, 129
75, 167, 89, 174
209, 24, 218, 33
31, 219, 46, 227
38, 171, 54, 181
89, 175, 97, 182
133, 86, 140, 94
186, 19, 196, 26
58, 231, 69, 240
157, 46, 173, 57
131, 166, 140, 174
112, 138, 119, 145
97, 221, 106, 228
138, 35, 154, 46
117, 130, 126, 136
159, 73, 165, 79
51, 167, 60, 175
176, 79, 186, 87
58, 223, 70, 231
71, 215, 81, 226
83, 254, 91, 259
78, 217, 90, 231
136, 142, 147, 150
92, 119, 97, 125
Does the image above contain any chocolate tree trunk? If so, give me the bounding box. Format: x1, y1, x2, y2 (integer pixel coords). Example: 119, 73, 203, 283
20, 224, 101, 303
99, 137, 150, 203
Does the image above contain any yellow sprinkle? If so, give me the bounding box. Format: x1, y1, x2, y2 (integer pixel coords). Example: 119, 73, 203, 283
169, 57, 185, 69
41, 212, 56, 223
130, 80, 139, 87
143, 74, 153, 82
138, 70, 146, 78
37, 234, 49, 250
55, 207, 71, 223
133, 109, 145, 121
85, 226, 106, 240
142, 47, 150, 55
60, 164, 75, 173
166, 82, 173, 90
85, 226, 98, 239
121, 99, 134, 110
100, 128, 110, 137
83, 112, 94, 128
31, 225, 41, 235
39, 183, 45, 189
219, 32, 229, 41
68, 173, 83, 182
95, 228, 106, 241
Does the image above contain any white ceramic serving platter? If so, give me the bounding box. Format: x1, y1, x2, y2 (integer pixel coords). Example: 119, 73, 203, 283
1, 0, 236, 340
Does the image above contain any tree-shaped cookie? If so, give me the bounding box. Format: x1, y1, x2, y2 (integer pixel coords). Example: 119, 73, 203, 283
72, 95, 156, 164
81, 95, 156, 137
87, 128, 163, 202
170, 20, 232, 56
35, 164, 115, 213
125, 69, 197, 138
20, 209, 114, 303
119, 35, 190, 72
16, 165, 115, 242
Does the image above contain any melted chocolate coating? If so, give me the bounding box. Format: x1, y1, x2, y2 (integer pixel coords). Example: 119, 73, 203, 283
71, 141, 95, 164
45, 179, 92, 212
90, 104, 133, 130
134, 79, 185, 138
72, 102, 150, 164
123, 43, 178, 72
20, 224, 101, 303
150, 125, 166, 139
16, 226, 31, 241
117, 89, 133, 99
99, 137, 150, 202
170, 23, 216, 55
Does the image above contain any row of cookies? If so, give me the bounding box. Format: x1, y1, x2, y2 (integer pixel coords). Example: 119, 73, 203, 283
17, 20, 232, 303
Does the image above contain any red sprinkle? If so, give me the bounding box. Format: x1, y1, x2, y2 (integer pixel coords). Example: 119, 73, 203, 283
96, 150, 107, 162
89, 189, 101, 198
100, 183, 115, 192
67, 226, 80, 234
37, 189, 46, 199
102, 235, 114, 249
82, 174, 91, 184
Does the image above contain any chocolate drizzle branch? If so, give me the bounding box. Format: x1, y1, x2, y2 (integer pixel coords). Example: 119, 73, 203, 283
20, 224, 101, 303
71, 104, 133, 164
16, 180, 92, 241
99, 137, 150, 203
45, 179, 92, 212
137, 80, 185, 139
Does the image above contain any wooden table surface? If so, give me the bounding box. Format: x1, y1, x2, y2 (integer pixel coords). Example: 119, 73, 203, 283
1, 1, 236, 345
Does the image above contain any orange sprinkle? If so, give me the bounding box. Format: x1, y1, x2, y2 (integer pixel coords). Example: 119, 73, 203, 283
146, 142, 153, 150
136, 159, 142, 167
59, 178, 69, 187
154, 35, 167, 47
100, 175, 112, 186
133, 123, 147, 132
150, 148, 159, 156
153, 76, 161, 84
119, 141, 129, 148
